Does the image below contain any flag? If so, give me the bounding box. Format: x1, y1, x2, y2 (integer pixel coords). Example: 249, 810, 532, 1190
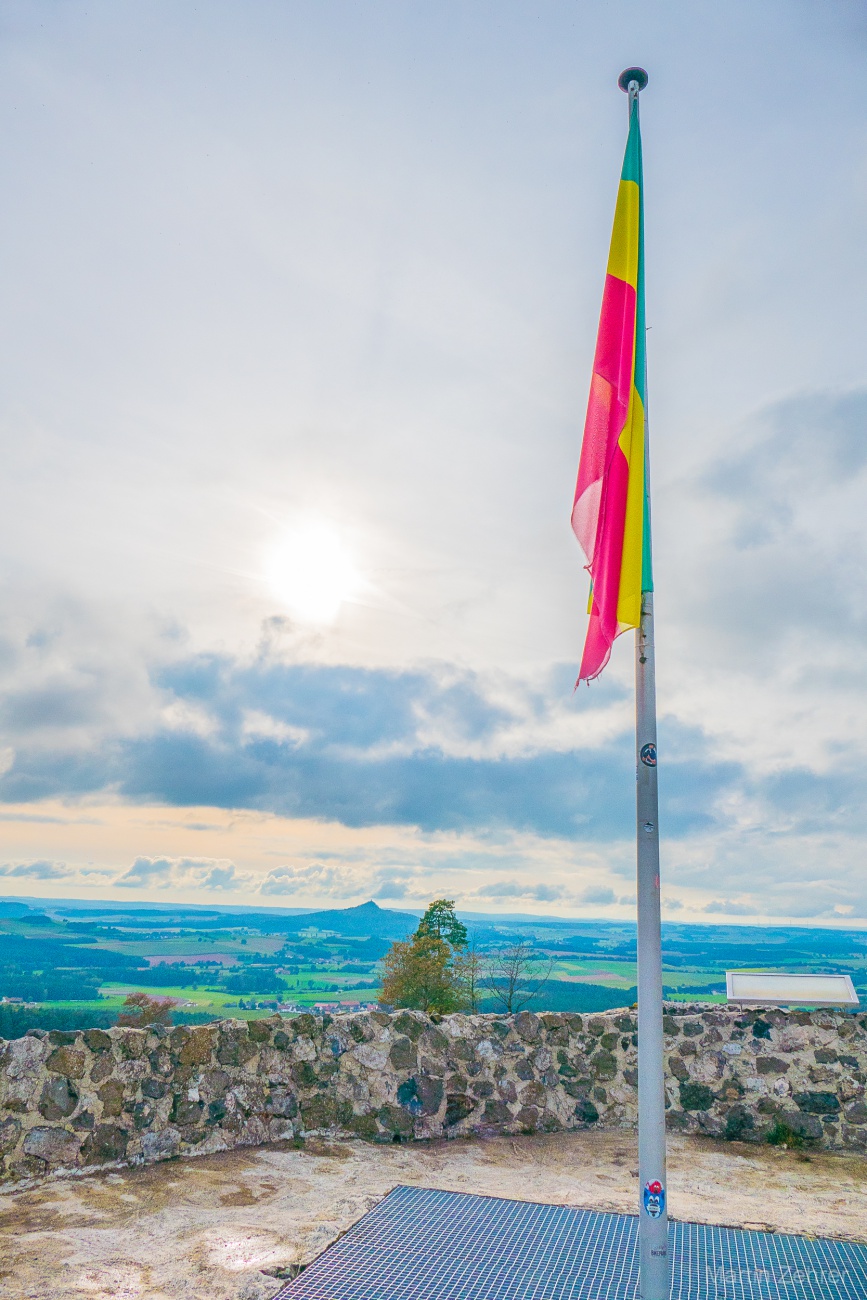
571, 98, 652, 682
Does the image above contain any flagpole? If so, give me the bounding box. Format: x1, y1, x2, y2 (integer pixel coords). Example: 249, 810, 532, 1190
617, 66, 670, 1300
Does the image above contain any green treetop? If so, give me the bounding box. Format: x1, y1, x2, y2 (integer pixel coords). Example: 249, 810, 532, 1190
414, 898, 467, 950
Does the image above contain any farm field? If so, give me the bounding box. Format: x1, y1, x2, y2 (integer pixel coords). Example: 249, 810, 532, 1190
1, 896, 864, 1033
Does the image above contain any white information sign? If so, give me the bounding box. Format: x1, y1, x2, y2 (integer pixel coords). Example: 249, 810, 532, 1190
725, 971, 859, 1007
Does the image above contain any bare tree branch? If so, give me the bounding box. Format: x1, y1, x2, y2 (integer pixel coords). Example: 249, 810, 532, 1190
482, 940, 554, 1013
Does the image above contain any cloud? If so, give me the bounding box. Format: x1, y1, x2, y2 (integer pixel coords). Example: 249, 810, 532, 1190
476, 879, 564, 902
373, 881, 407, 900
259, 862, 350, 897
702, 900, 754, 916
0, 859, 73, 879
579, 887, 617, 905
0, 653, 743, 842
114, 855, 251, 891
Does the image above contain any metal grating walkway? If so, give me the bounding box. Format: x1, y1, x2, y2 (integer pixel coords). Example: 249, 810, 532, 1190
275, 1184, 867, 1300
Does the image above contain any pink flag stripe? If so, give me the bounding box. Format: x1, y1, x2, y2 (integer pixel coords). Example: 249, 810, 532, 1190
571, 271, 637, 679
579, 442, 630, 680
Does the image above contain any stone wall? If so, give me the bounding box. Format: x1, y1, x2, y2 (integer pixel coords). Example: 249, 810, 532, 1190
1, 1003, 866, 1181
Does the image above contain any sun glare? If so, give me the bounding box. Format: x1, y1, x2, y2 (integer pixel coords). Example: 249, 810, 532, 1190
265, 518, 363, 624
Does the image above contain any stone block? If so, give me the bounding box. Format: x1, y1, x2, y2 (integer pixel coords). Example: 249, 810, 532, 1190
423, 1024, 452, 1055
45, 1047, 87, 1079
482, 1100, 511, 1125
115, 1030, 147, 1060
0, 1117, 22, 1154
98, 1079, 126, 1118
575, 1098, 599, 1124
515, 1105, 540, 1131
39, 1076, 79, 1121
794, 1091, 841, 1114
556, 1050, 578, 1078
300, 1095, 337, 1131
591, 1051, 617, 1080
217, 1030, 257, 1067
514, 1012, 541, 1042
397, 1075, 444, 1116
292, 1061, 318, 1089
388, 1037, 417, 1071
177, 1027, 216, 1066
90, 1055, 114, 1085
444, 1094, 474, 1127
377, 1103, 414, 1137
171, 1096, 204, 1126
756, 1057, 789, 1075
779, 1111, 823, 1141
132, 1101, 155, 1130
290, 1014, 317, 1037
352, 1042, 390, 1071
247, 1019, 274, 1043
80, 1124, 130, 1165
141, 1128, 180, 1161
393, 1012, 425, 1041
83, 1029, 113, 1053
348, 1112, 378, 1139
265, 1087, 298, 1118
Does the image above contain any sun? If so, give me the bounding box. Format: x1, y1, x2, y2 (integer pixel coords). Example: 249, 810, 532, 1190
265, 518, 363, 624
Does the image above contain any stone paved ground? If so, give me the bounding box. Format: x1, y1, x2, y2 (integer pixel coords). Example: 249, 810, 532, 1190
0, 1131, 865, 1300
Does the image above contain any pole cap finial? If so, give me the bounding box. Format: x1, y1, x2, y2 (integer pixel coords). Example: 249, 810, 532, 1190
618, 66, 648, 93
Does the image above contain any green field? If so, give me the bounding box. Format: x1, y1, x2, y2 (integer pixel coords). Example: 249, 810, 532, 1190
2, 897, 863, 1033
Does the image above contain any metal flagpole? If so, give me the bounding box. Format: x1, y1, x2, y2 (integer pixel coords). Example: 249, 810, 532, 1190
617, 66, 670, 1300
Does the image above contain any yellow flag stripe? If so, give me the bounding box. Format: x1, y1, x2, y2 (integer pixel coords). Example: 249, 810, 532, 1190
606, 179, 640, 288
615, 384, 645, 629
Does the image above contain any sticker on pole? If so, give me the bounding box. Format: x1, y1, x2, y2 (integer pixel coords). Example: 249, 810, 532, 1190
643, 1181, 665, 1218
639, 743, 657, 767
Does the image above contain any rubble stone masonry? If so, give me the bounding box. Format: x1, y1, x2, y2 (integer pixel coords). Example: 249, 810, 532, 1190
1, 1004, 866, 1180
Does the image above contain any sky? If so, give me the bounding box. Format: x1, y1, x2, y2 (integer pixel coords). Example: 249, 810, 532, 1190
0, 1, 866, 924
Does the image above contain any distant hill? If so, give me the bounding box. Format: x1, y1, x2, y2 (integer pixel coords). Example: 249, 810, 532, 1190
280, 900, 417, 941
0, 900, 34, 918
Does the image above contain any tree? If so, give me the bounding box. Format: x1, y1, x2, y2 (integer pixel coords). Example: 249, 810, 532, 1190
379, 899, 471, 1013
379, 933, 459, 1013
223, 967, 285, 994
483, 940, 553, 1013
116, 992, 178, 1027
415, 898, 468, 950
452, 939, 484, 1012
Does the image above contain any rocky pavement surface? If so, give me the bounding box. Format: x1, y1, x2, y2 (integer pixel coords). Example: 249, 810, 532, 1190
1, 1130, 865, 1299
